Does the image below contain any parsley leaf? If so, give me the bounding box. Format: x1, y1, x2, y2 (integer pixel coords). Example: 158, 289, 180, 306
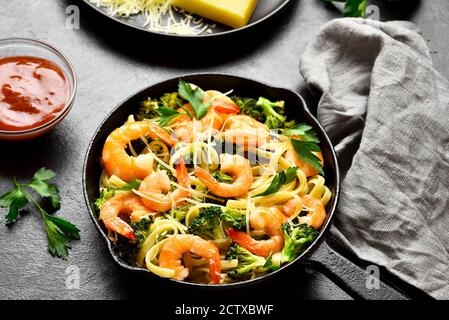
0, 168, 80, 259
343, 0, 368, 17
323, 0, 368, 18
284, 167, 299, 184
285, 123, 320, 143
0, 182, 29, 224
32, 167, 56, 181
156, 106, 182, 127
43, 216, 72, 259
255, 167, 298, 197
43, 209, 80, 259
28, 168, 60, 209
263, 252, 280, 271
178, 80, 210, 120
43, 213, 80, 241
290, 139, 324, 175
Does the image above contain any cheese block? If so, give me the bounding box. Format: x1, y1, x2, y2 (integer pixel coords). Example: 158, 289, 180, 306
172, 0, 259, 29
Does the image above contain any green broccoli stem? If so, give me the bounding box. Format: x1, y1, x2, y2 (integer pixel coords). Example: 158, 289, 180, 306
280, 223, 318, 264
256, 97, 287, 129
258, 98, 284, 120
225, 244, 271, 280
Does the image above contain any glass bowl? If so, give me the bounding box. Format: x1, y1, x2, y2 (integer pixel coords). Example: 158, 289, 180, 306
0, 38, 77, 141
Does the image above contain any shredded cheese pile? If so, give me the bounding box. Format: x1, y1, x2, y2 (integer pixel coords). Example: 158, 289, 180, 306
89, 0, 213, 35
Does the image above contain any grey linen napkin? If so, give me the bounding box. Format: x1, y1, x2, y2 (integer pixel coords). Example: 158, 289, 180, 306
300, 18, 449, 299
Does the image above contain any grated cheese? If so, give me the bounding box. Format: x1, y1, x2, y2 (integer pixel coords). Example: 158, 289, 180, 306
89, 0, 213, 35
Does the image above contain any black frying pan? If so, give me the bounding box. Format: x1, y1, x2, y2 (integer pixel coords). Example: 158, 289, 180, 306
83, 73, 407, 300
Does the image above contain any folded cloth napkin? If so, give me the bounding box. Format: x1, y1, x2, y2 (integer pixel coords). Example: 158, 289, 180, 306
300, 18, 449, 299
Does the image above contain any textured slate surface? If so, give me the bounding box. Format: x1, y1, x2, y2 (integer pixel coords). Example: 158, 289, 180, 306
0, 0, 447, 301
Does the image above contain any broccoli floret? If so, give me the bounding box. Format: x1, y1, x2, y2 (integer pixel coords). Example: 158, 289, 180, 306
112, 216, 153, 262
226, 244, 270, 280
136, 97, 160, 121
160, 92, 182, 109
158, 164, 176, 181
171, 208, 188, 223
137, 93, 185, 123
281, 223, 318, 264
156, 165, 176, 191
212, 172, 234, 184
221, 208, 246, 231
95, 189, 115, 210
232, 96, 266, 123
256, 97, 286, 129
187, 206, 246, 234
234, 96, 290, 129
187, 206, 225, 240
129, 216, 154, 246
284, 119, 298, 129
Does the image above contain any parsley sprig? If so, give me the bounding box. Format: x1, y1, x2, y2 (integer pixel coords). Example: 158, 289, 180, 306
156, 106, 183, 127
178, 80, 211, 120
285, 124, 320, 143
0, 168, 80, 259
255, 167, 298, 197
290, 139, 324, 175
286, 123, 324, 175
323, 0, 369, 17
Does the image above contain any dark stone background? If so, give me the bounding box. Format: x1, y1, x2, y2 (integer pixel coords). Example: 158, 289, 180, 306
0, 0, 447, 301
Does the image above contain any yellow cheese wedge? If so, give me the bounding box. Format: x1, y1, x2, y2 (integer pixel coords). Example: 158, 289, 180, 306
172, 0, 259, 29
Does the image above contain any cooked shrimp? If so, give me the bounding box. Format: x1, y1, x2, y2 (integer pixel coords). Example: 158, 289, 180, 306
223, 115, 270, 148
201, 106, 224, 131
194, 154, 253, 198
130, 210, 154, 223
171, 112, 194, 143
100, 193, 152, 240
223, 115, 268, 131
172, 105, 224, 143
228, 207, 287, 257
285, 143, 324, 177
172, 120, 193, 143
138, 158, 191, 212
206, 90, 240, 115
279, 197, 302, 218
102, 121, 177, 181
300, 194, 326, 229
158, 234, 221, 284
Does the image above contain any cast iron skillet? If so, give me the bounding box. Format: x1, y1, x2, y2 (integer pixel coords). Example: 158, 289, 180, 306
82, 0, 292, 39
83, 74, 407, 300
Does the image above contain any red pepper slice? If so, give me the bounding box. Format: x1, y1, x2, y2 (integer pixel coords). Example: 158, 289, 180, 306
211, 99, 240, 114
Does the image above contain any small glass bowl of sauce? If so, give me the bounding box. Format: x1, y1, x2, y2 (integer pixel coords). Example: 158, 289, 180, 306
0, 38, 77, 140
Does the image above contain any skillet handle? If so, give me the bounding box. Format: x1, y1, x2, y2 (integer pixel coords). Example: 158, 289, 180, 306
304, 239, 408, 300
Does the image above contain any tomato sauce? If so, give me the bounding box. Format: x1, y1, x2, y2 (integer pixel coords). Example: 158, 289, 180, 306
0, 56, 69, 131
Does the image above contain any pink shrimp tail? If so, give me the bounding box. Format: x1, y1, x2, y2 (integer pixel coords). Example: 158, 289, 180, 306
149, 124, 177, 147
124, 231, 137, 241
227, 229, 271, 257
176, 158, 190, 187
194, 167, 216, 187
209, 257, 221, 284
109, 218, 137, 240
